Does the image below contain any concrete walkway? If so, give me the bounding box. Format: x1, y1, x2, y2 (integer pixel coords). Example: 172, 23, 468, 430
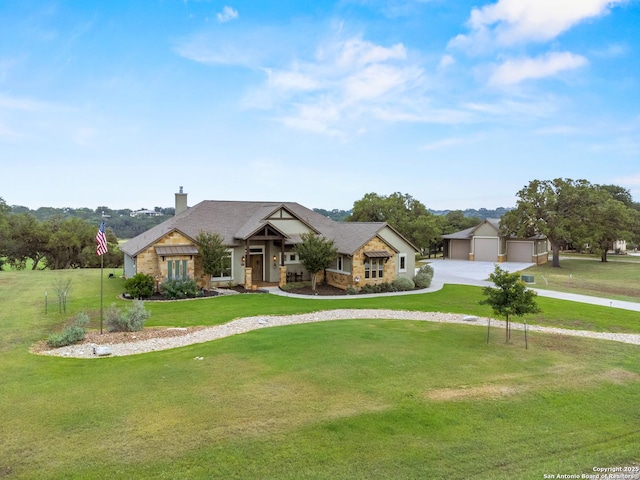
267, 259, 640, 312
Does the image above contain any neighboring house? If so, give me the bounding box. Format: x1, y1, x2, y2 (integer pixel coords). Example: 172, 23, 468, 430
120, 189, 419, 290
613, 240, 627, 253
130, 209, 162, 218
442, 218, 548, 264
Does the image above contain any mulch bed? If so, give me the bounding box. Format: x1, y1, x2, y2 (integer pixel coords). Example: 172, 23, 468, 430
280, 284, 348, 296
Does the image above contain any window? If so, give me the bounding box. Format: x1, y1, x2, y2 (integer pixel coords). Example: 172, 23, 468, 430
398, 253, 407, 273
167, 259, 189, 280
212, 250, 233, 280
364, 258, 384, 279
337, 255, 343, 271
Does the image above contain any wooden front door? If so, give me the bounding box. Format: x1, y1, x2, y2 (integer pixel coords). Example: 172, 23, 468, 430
250, 254, 263, 283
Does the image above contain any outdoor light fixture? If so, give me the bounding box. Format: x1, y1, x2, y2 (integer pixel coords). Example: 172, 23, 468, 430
273, 255, 277, 267
241, 256, 245, 266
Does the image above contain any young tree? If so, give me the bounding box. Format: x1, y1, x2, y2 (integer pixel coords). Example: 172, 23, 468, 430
195, 231, 228, 290
294, 233, 338, 291
480, 265, 541, 348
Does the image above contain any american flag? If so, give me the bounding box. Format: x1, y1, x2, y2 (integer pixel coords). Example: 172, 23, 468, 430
96, 221, 108, 256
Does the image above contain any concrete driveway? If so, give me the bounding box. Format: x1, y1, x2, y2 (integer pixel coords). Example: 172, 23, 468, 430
420, 259, 535, 287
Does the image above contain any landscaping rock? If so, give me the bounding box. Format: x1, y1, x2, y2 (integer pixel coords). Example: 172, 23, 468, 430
93, 346, 112, 356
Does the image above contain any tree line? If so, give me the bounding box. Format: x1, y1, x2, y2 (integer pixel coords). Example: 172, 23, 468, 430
0, 198, 122, 270
2, 179, 638, 270
8, 204, 172, 239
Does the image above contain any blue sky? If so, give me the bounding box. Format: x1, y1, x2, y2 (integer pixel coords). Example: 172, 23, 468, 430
1, 0, 639, 211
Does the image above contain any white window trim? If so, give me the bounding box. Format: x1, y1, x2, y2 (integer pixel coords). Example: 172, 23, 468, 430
211, 249, 234, 281
398, 253, 407, 273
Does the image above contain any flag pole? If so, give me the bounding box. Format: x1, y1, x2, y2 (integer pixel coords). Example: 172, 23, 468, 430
100, 253, 104, 334
96, 220, 108, 335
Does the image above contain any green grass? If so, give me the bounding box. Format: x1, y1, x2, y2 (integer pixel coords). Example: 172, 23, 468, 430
1, 269, 640, 479
523, 256, 640, 303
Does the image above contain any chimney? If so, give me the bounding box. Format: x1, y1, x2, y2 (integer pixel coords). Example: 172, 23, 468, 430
175, 186, 188, 216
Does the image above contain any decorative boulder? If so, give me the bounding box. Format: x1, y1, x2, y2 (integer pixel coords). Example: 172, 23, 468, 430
93, 346, 113, 356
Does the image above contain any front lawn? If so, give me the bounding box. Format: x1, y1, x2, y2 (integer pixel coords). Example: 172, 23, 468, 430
1, 269, 639, 479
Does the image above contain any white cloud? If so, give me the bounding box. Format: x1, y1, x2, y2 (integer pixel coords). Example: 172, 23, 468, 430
438, 54, 455, 70
488, 51, 588, 86
265, 69, 322, 91
249, 35, 432, 135
216, 6, 238, 24
451, 0, 627, 52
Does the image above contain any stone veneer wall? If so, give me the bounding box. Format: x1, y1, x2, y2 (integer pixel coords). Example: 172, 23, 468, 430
325, 270, 352, 289
325, 237, 398, 290
135, 231, 201, 287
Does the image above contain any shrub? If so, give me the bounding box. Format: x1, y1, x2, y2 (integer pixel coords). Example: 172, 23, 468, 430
105, 303, 127, 332
392, 277, 415, 291
345, 286, 359, 295
280, 281, 310, 292
106, 301, 150, 332
414, 264, 434, 288
47, 312, 89, 348
124, 300, 151, 331
124, 273, 155, 299
160, 278, 200, 299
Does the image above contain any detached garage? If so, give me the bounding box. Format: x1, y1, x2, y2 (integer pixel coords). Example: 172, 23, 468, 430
443, 218, 548, 264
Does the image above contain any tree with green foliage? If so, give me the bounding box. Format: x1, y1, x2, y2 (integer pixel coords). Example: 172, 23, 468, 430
580, 185, 640, 262
294, 233, 338, 291
4, 213, 50, 269
501, 178, 593, 268
195, 231, 228, 290
480, 265, 541, 348
0, 197, 10, 269
348, 192, 438, 252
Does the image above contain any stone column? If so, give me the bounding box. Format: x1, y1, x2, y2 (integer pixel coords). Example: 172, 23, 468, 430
244, 267, 252, 290
279, 266, 287, 288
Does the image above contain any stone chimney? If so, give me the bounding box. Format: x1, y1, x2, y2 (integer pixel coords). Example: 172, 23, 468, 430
175, 186, 188, 216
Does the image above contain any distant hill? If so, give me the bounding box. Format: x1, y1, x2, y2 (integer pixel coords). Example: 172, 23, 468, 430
9, 203, 512, 239
429, 207, 512, 219
313, 207, 512, 222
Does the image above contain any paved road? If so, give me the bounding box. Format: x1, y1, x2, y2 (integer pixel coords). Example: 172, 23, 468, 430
271, 259, 640, 312
426, 259, 640, 312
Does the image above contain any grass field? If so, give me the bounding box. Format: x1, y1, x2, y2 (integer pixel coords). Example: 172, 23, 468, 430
523, 255, 640, 303
1, 268, 639, 479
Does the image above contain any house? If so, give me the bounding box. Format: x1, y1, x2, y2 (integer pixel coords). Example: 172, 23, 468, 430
120, 188, 420, 290
442, 218, 548, 264
130, 209, 162, 217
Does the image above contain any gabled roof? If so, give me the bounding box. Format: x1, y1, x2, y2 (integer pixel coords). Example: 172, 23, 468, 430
442, 218, 501, 240
121, 200, 420, 257
442, 218, 546, 241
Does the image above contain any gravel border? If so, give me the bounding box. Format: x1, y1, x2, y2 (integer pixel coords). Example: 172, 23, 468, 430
35, 310, 640, 359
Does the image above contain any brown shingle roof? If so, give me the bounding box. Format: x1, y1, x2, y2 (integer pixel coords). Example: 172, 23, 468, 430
121, 200, 419, 257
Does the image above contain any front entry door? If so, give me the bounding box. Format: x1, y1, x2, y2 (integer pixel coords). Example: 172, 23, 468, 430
250, 254, 263, 283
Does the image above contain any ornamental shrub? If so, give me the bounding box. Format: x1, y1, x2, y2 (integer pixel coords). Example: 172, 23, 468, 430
106, 301, 150, 332
47, 312, 89, 348
392, 277, 415, 291
160, 278, 200, 299
124, 273, 155, 299
415, 264, 434, 288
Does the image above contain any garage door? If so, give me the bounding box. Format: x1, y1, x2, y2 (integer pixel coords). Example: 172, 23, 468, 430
507, 241, 532, 263
450, 240, 471, 260
474, 238, 499, 262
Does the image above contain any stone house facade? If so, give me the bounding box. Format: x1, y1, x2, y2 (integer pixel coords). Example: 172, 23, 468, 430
120, 190, 419, 291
